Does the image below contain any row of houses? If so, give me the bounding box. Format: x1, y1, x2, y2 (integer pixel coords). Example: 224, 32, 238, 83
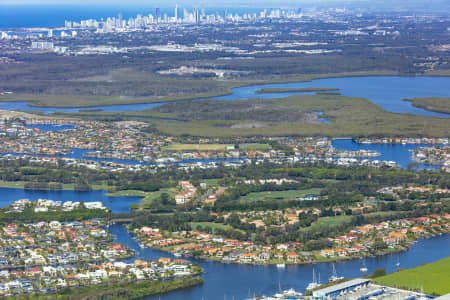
0, 258, 196, 296
134, 213, 450, 265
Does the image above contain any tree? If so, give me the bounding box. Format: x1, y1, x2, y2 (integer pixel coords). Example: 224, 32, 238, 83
74, 177, 92, 192
160, 193, 170, 205
370, 268, 386, 278
372, 237, 388, 251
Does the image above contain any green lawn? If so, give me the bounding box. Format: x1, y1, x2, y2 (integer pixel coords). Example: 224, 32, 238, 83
106, 190, 148, 197
373, 257, 450, 295
200, 179, 221, 187
163, 143, 233, 152
313, 215, 353, 227
189, 222, 236, 234
125, 188, 177, 210
0, 181, 110, 191
142, 188, 176, 204
299, 215, 353, 233
239, 188, 321, 203
239, 143, 272, 151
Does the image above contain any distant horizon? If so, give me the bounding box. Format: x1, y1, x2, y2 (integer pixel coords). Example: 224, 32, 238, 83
1, 0, 450, 8
0, 0, 448, 29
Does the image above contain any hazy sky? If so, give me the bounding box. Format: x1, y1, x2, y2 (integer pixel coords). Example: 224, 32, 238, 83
1, 0, 448, 11
0, 0, 389, 6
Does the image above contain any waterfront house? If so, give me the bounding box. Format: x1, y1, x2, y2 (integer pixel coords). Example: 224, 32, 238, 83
287, 252, 299, 263
321, 249, 335, 257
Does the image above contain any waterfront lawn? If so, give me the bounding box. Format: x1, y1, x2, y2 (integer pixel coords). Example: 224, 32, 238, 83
128, 188, 177, 210
0, 181, 110, 191
373, 257, 450, 296
239, 188, 321, 203
106, 190, 148, 197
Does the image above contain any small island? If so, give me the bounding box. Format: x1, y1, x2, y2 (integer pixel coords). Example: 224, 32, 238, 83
255, 87, 340, 94
404, 97, 450, 114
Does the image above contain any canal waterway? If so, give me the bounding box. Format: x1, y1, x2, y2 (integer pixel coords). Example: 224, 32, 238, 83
1, 76, 449, 117
109, 224, 450, 300
331, 139, 444, 169
0, 187, 448, 299
0, 141, 443, 170
0, 188, 142, 213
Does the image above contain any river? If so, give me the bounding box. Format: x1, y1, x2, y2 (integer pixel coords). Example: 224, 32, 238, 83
0, 187, 447, 298
109, 224, 450, 300
2, 76, 449, 170
1, 76, 449, 298
1, 76, 449, 117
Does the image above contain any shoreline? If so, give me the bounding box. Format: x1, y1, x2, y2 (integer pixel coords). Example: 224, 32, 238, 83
403, 98, 450, 115
0, 72, 449, 109
135, 231, 449, 267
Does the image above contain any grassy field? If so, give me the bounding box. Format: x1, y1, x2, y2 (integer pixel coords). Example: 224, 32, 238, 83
189, 222, 245, 234
3, 71, 448, 138
0, 89, 235, 108
404, 97, 450, 114
200, 179, 221, 186
145, 93, 450, 137
0, 71, 396, 108
312, 215, 353, 227
141, 189, 177, 204
239, 143, 272, 151
106, 190, 148, 197
163, 143, 233, 152
0, 181, 110, 191
298, 215, 353, 233
255, 87, 340, 94
373, 257, 450, 295
122, 188, 177, 210
239, 188, 322, 203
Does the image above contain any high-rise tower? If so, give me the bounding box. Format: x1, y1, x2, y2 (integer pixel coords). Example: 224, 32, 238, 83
156, 8, 161, 23
175, 4, 178, 22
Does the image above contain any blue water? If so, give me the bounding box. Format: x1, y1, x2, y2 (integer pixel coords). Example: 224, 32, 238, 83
0, 139, 443, 170
0, 101, 163, 114
25, 124, 75, 131
211, 76, 450, 118
0, 188, 141, 213
109, 224, 450, 300
0, 148, 146, 165
0, 149, 243, 166
332, 139, 444, 169
1, 77, 449, 118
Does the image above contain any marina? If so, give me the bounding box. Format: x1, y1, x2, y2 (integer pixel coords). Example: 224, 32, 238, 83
108, 224, 450, 300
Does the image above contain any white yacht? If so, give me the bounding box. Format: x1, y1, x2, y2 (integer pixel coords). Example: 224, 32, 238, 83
329, 263, 344, 283
306, 268, 321, 291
